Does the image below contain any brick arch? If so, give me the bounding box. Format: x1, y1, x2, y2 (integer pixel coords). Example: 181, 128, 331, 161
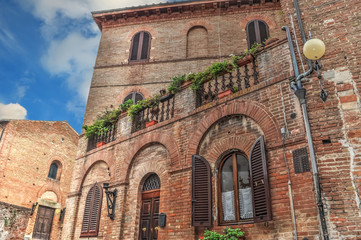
126, 27, 157, 42
116, 86, 152, 105
78, 158, 113, 192
239, 14, 276, 30
180, 20, 214, 35
37, 184, 62, 204
185, 99, 281, 165
123, 132, 180, 181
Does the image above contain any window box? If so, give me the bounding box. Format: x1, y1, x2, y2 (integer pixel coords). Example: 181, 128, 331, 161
96, 141, 106, 148
237, 54, 254, 66
218, 89, 233, 99
146, 120, 158, 128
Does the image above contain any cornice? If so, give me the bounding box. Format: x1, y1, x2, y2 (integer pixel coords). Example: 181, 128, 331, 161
92, 0, 280, 31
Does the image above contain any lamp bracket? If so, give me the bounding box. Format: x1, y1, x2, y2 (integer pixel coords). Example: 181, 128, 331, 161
105, 188, 117, 220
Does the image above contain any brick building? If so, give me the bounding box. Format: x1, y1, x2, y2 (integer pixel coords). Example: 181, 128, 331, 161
62, 0, 361, 239
0, 120, 78, 240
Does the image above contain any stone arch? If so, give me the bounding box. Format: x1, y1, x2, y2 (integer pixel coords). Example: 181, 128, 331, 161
185, 99, 281, 165
37, 184, 62, 204
123, 132, 180, 181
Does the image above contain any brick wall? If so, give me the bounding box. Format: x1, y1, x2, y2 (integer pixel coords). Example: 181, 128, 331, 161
64, 0, 361, 239
0, 120, 78, 240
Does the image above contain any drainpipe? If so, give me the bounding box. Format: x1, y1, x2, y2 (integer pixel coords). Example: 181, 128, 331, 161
289, 0, 329, 239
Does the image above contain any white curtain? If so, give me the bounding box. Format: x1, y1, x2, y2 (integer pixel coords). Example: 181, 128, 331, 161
239, 188, 253, 219
222, 191, 235, 221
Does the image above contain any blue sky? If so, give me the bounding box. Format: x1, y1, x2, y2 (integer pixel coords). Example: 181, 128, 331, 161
0, 0, 174, 133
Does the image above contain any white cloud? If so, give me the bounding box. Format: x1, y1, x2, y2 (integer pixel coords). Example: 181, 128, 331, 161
16, 0, 171, 117
0, 103, 27, 120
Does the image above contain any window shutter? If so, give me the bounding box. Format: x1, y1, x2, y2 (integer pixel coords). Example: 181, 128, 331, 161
258, 21, 269, 44
81, 183, 103, 236
192, 155, 212, 227
81, 187, 93, 234
247, 21, 257, 48
249, 136, 272, 222
140, 32, 150, 60
130, 32, 140, 60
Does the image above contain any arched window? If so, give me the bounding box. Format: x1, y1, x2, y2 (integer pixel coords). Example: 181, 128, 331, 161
219, 152, 253, 223
187, 26, 208, 58
81, 183, 103, 237
246, 20, 269, 48
123, 92, 144, 104
48, 163, 58, 179
215, 136, 272, 224
129, 31, 151, 62
142, 174, 161, 191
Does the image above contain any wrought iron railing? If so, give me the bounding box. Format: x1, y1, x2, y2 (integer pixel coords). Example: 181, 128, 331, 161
87, 123, 117, 151
196, 61, 259, 107
132, 94, 175, 133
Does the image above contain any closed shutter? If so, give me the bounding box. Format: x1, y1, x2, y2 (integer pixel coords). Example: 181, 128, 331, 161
192, 155, 212, 226
249, 136, 272, 222
81, 183, 103, 237
247, 21, 257, 48
130, 32, 140, 60
140, 32, 150, 60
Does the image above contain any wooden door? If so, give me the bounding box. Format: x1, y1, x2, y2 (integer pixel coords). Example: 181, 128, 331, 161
139, 190, 160, 240
33, 206, 55, 240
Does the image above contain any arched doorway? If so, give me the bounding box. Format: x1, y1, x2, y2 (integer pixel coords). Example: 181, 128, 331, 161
139, 174, 161, 240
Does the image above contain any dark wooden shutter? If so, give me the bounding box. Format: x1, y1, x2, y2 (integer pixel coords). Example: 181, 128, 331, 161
258, 21, 269, 44
249, 136, 272, 222
247, 21, 257, 48
192, 155, 212, 226
130, 32, 140, 60
140, 32, 150, 60
81, 183, 103, 237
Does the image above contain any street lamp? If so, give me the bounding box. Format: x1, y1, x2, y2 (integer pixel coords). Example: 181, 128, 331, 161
303, 37, 328, 102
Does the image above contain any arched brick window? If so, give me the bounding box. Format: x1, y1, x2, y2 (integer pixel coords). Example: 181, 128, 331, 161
123, 92, 144, 104
246, 20, 269, 48
129, 31, 151, 62
48, 160, 62, 180
81, 183, 103, 237
216, 136, 272, 224
187, 26, 208, 58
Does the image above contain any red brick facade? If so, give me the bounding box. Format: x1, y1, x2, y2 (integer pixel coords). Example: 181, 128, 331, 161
0, 120, 78, 239
64, 0, 361, 239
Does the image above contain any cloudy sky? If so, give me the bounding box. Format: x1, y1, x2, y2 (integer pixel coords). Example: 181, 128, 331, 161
0, 0, 179, 132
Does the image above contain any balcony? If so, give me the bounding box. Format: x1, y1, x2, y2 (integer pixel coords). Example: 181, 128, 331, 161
86, 123, 117, 151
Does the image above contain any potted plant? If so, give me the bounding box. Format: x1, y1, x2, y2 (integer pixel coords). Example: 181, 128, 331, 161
198, 227, 245, 240
146, 120, 158, 127
218, 89, 233, 99
96, 141, 106, 148
237, 54, 254, 66
264, 37, 279, 46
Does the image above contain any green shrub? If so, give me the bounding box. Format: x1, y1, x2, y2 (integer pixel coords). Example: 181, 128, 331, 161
199, 227, 245, 240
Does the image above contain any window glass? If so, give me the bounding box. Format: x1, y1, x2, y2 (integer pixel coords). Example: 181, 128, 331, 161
221, 155, 235, 221
48, 163, 58, 179
237, 155, 253, 220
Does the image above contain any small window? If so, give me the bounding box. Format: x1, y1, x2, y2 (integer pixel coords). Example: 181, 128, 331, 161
81, 183, 103, 237
129, 31, 151, 62
123, 92, 144, 104
246, 20, 269, 48
48, 163, 58, 179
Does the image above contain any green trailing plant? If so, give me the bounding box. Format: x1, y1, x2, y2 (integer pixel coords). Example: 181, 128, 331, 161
127, 95, 161, 119
232, 86, 239, 93
82, 107, 122, 138
167, 75, 186, 94
198, 227, 245, 240
119, 99, 133, 112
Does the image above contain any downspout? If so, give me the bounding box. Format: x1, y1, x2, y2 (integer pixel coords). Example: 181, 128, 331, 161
289, 1, 330, 239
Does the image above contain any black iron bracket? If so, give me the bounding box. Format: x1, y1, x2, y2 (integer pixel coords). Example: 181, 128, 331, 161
103, 183, 117, 220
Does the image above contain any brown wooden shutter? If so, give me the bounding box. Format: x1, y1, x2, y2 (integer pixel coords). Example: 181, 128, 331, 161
192, 155, 212, 227
249, 136, 272, 222
81, 183, 103, 237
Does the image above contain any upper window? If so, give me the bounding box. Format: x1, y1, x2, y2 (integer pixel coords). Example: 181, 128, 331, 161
48, 163, 58, 179
81, 183, 103, 237
246, 20, 269, 48
123, 92, 144, 104
129, 31, 151, 62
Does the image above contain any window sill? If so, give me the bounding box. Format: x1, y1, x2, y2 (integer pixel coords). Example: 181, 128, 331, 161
218, 220, 254, 226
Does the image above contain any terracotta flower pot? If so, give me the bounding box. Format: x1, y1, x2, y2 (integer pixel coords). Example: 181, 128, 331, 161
146, 120, 158, 128
218, 89, 233, 99
237, 54, 254, 66
96, 141, 106, 148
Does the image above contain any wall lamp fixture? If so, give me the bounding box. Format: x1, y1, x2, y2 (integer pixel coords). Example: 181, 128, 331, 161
30, 202, 38, 215
103, 183, 117, 220
303, 36, 327, 101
